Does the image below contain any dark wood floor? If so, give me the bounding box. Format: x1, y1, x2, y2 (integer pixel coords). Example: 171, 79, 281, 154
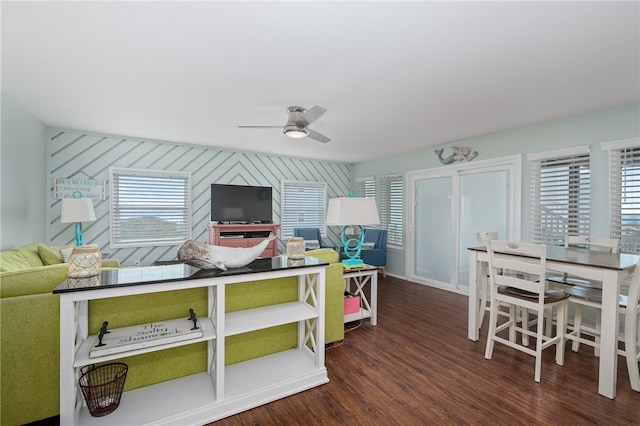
212, 275, 639, 425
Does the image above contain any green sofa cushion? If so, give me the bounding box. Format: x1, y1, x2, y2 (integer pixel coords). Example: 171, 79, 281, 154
0, 250, 33, 272
0, 243, 47, 272
38, 244, 64, 265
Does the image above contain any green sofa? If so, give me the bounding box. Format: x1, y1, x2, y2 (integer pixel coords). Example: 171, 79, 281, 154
0, 244, 344, 426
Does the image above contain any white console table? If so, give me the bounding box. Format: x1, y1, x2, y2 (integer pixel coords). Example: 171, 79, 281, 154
54, 257, 328, 425
343, 266, 378, 325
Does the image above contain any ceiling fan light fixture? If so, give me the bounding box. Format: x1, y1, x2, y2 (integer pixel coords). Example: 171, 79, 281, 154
283, 125, 309, 139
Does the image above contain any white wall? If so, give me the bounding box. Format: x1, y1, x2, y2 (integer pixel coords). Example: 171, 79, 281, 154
352, 103, 640, 277
0, 93, 47, 250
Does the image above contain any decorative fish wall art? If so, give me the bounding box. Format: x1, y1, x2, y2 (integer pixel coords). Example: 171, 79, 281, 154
434, 147, 478, 165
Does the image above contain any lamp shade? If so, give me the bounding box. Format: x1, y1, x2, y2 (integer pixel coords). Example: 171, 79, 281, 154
61, 198, 96, 223
326, 197, 380, 226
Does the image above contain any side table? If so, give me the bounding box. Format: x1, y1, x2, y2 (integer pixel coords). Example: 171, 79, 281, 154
343, 266, 378, 325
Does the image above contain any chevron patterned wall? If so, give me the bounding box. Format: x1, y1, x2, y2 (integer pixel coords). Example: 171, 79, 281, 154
47, 130, 351, 266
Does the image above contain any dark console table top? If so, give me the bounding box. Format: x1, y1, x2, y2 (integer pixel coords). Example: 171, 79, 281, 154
53, 256, 328, 294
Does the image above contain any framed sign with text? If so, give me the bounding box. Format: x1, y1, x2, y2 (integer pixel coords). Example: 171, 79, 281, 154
54, 178, 106, 200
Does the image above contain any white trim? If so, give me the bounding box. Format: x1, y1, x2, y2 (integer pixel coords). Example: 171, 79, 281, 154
109, 166, 191, 179
600, 137, 640, 151
408, 154, 520, 178
527, 145, 590, 162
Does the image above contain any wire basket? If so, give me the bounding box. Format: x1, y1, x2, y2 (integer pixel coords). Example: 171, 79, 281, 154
79, 363, 128, 417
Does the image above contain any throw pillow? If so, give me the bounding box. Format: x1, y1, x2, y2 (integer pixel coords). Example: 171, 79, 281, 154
362, 242, 376, 249
60, 247, 74, 263
304, 239, 320, 251
38, 244, 64, 265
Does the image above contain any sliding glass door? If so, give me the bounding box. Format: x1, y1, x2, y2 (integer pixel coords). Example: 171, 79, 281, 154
407, 157, 520, 293
457, 170, 509, 287
414, 176, 453, 284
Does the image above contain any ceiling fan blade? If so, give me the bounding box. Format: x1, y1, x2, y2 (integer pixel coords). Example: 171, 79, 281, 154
307, 129, 331, 143
302, 106, 326, 125
237, 126, 282, 128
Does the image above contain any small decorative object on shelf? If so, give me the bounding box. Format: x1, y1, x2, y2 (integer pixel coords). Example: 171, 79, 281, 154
177, 233, 276, 270
68, 244, 102, 277
188, 308, 199, 330
89, 319, 204, 358
286, 237, 305, 260
344, 291, 360, 315
96, 321, 110, 347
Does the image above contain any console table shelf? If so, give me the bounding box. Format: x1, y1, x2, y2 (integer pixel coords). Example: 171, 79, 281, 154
226, 301, 318, 336
73, 318, 217, 368
54, 258, 328, 425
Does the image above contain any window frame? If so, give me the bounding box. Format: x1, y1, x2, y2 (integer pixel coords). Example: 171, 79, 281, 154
602, 138, 640, 254
280, 180, 328, 239
380, 173, 404, 248
528, 146, 591, 246
109, 167, 192, 248
355, 176, 376, 199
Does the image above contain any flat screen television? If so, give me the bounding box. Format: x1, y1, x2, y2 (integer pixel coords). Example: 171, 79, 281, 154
210, 184, 273, 223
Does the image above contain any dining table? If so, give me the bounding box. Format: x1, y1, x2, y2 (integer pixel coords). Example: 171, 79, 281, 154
467, 244, 639, 399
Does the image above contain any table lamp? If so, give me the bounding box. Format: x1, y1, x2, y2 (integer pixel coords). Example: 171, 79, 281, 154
61, 198, 96, 246
326, 197, 380, 268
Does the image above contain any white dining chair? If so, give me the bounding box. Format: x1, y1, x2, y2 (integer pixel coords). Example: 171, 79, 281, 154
485, 240, 569, 383
622, 259, 640, 391
476, 231, 499, 328
546, 236, 620, 353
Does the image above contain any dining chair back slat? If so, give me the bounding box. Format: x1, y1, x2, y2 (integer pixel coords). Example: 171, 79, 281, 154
485, 240, 569, 383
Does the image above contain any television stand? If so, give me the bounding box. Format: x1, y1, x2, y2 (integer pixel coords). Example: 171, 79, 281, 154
209, 223, 280, 257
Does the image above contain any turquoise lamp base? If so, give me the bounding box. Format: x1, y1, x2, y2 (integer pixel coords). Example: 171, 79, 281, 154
340, 225, 365, 268
342, 258, 365, 268
74, 222, 84, 246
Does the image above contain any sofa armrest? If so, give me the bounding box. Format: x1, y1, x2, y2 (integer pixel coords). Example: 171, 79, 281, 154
0, 264, 69, 298
102, 259, 120, 268
304, 248, 339, 264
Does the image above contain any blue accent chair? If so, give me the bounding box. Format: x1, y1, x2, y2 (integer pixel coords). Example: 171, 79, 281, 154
339, 228, 387, 276
293, 227, 336, 251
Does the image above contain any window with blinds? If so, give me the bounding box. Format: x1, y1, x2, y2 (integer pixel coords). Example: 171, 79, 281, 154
609, 144, 640, 254
380, 174, 403, 247
355, 177, 376, 198
110, 168, 191, 248
529, 151, 590, 246
280, 180, 327, 238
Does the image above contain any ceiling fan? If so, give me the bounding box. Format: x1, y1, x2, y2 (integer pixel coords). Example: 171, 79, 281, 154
238, 105, 331, 143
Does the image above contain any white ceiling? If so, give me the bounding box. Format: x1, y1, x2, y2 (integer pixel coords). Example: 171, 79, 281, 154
2, 1, 639, 163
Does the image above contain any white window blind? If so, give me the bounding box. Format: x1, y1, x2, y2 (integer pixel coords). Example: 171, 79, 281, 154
609, 145, 640, 254
380, 174, 403, 246
280, 180, 327, 238
530, 153, 590, 246
110, 168, 191, 248
355, 177, 376, 198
